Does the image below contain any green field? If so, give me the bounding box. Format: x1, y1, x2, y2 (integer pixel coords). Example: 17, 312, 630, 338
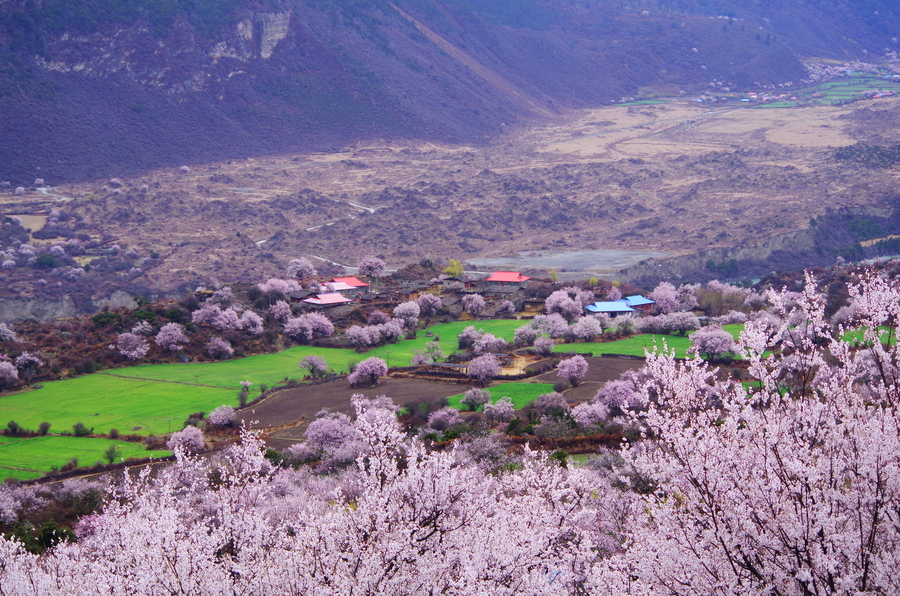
552, 324, 744, 358
0, 435, 170, 481
447, 382, 556, 410
0, 318, 746, 480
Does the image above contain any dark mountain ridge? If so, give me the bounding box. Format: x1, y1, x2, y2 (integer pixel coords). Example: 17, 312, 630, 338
0, 0, 896, 182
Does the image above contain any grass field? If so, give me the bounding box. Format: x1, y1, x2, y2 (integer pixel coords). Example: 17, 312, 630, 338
552, 324, 744, 358
0, 319, 744, 479
0, 435, 170, 481
447, 382, 556, 410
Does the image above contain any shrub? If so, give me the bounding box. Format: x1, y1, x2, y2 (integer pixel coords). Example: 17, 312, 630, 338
72, 422, 90, 437
38, 421, 51, 435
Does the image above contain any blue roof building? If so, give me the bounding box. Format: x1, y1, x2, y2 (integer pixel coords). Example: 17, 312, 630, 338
624, 295, 655, 307
585, 301, 637, 316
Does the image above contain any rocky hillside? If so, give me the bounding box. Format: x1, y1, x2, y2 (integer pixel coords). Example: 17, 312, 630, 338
4, 0, 891, 182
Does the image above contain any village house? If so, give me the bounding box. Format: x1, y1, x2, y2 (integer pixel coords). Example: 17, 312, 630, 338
301, 292, 353, 308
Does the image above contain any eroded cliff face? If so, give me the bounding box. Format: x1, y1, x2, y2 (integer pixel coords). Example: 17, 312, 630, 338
34, 10, 294, 94
0, 290, 138, 323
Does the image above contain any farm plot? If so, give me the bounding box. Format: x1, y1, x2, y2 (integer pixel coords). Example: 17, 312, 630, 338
446, 383, 556, 411
247, 378, 466, 448
0, 435, 170, 481
553, 324, 744, 358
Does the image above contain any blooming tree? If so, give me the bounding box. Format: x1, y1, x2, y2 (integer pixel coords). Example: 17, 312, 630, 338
569, 316, 603, 341
545, 289, 583, 320
689, 324, 736, 358
240, 310, 265, 334
205, 337, 233, 360
348, 357, 388, 387
357, 256, 386, 278
411, 340, 444, 365
113, 332, 149, 361
468, 353, 500, 386
155, 323, 188, 351
460, 387, 491, 411
495, 299, 516, 317
472, 333, 507, 354
483, 396, 515, 422
0, 323, 18, 344
299, 355, 329, 379
366, 309, 390, 325
284, 313, 334, 343
427, 406, 463, 431
207, 405, 236, 427
0, 361, 18, 390
533, 336, 554, 355
649, 281, 679, 314
166, 426, 204, 452
287, 257, 317, 279
269, 300, 292, 323
462, 293, 486, 317
557, 355, 588, 386
621, 272, 900, 594
416, 293, 442, 317
392, 301, 420, 328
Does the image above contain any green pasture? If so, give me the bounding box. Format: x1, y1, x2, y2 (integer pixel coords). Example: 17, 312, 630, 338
447, 382, 556, 411
108, 319, 526, 388
0, 435, 170, 481
0, 318, 749, 477
552, 324, 744, 358
1, 375, 236, 437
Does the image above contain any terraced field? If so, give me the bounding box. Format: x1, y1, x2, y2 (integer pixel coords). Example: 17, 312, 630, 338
0, 320, 746, 480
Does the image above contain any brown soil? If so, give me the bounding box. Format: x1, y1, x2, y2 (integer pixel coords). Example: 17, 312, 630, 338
239, 377, 465, 448
533, 356, 645, 403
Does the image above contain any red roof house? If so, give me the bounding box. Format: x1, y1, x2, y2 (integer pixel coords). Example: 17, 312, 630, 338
485, 271, 530, 286
331, 277, 369, 288
302, 292, 353, 307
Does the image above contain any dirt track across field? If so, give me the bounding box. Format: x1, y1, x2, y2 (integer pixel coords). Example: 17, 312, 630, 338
239, 378, 467, 448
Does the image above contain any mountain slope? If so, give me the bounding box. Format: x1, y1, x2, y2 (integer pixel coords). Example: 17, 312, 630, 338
0, 0, 893, 182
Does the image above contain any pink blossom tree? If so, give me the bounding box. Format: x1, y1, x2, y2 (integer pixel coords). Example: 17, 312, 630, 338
348, 357, 388, 387
112, 332, 149, 361
545, 289, 583, 320
483, 396, 515, 422
689, 325, 736, 358
240, 310, 265, 334
0, 361, 18, 390
461, 387, 491, 411
357, 256, 386, 278
166, 425, 204, 452
462, 293, 486, 317
495, 299, 516, 317
284, 313, 334, 343
268, 300, 292, 323
154, 322, 188, 351
472, 333, 507, 354
392, 301, 420, 328
468, 353, 500, 386
569, 316, 603, 341
427, 406, 463, 431
533, 336, 554, 355
299, 355, 329, 379
366, 309, 390, 325
649, 281, 679, 314
416, 293, 442, 318
207, 405, 236, 427
287, 257, 317, 279
557, 355, 588, 387
205, 337, 234, 360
